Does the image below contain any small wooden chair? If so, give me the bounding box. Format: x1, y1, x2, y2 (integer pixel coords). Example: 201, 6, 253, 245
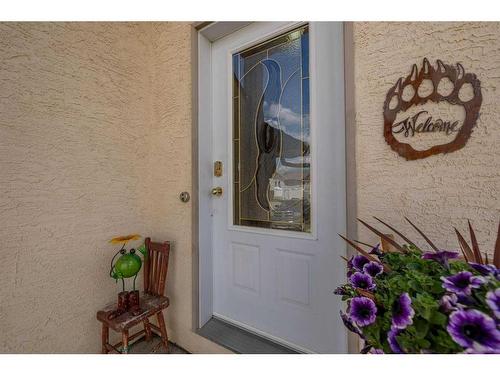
97, 238, 171, 354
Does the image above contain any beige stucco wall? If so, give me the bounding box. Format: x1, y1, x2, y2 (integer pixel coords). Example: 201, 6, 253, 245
0, 22, 228, 353
352, 22, 500, 257
1, 21, 499, 354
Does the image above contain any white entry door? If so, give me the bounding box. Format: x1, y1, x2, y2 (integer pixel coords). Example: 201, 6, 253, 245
208, 22, 346, 353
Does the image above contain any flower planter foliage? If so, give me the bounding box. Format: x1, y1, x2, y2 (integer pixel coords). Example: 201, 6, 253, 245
336, 217, 500, 354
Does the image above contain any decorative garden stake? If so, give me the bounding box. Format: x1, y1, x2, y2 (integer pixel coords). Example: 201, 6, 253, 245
336, 218, 500, 353
107, 234, 147, 319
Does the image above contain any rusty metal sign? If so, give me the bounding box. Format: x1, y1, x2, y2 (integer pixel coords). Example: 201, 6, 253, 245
383, 58, 482, 160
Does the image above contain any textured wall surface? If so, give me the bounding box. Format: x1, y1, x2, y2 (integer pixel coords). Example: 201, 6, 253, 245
0, 22, 227, 353
1, 21, 499, 354
353, 22, 500, 256
0, 22, 152, 353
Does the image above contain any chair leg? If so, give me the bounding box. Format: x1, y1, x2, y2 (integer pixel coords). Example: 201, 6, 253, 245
122, 330, 129, 354
156, 312, 169, 353
144, 318, 152, 342
101, 324, 109, 354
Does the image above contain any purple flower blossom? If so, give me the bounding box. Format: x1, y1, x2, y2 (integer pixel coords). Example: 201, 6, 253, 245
465, 346, 500, 354
387, 327, 404, 353
352, 255, 370, 271
347, 256, 354, 269
346, 256, 355, 277
440, 294, 459, 313
349, 296, 377, 327
391, 292, 415, 329
486, 288, 500, 319
447, 309, 500, 351
422, 250, 459, 268
369, 347, 384, 354
441, 271, 485, 295
363, 261, 383, 277
469, 263, 499, 279
456, 293, 475, 306
339, 310, 365, 339
369, 244, 382, 256
350, 272, 375, 290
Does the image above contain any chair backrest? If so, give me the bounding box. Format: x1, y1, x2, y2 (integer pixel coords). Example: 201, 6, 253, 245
143, 238, 171, 296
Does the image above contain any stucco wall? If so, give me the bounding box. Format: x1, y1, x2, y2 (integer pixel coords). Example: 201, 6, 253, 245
0, 22, 227, 353
1, 21, 499, 354
353, 22, 500, 256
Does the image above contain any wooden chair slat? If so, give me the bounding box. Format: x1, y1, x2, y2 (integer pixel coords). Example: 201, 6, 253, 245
144, 238, 151, 292
150, 248, 157, 295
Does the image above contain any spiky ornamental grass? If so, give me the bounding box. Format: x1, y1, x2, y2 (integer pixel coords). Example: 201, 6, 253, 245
335, 218, 500, 354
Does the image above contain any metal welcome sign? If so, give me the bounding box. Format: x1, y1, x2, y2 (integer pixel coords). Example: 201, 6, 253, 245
383, 58, 482, 160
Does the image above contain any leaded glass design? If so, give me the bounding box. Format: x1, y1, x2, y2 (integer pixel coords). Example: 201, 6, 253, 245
232, 25, 310, 232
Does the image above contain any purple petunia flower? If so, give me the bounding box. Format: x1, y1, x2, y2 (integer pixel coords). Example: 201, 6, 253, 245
440, 294, 459, 313
352, 255, 370, 271
447, 309, 500, 351
363, 261, 383, 277
469, 263, 499, 280
340, 310, 365, 339
349, 296, 377, 327
346, 256, 355, 277
347, 256, 354, 269
391, 292, 415, 329
441, 271, 485, 295
350, 272, 375, 290
369, 347, 384, 354
369, 244, 382, 256
422, 250, 459, 268
456, 293, 475, 306
465, 346, 500, 354
486, 288, 500, 319
387, 327, 404, 354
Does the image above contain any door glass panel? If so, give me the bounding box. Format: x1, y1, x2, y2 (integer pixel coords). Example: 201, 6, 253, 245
232, 25, 310, 233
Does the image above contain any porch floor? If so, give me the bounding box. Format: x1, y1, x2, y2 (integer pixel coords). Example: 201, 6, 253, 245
127, 336, 189, 354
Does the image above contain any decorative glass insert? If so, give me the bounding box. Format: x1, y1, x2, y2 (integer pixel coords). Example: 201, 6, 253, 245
232, 25, 310, 232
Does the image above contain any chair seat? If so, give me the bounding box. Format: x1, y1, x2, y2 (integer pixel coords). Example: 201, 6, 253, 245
96, 292, 169, 332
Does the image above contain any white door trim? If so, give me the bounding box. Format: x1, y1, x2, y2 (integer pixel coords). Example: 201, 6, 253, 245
197, 26, 214, 327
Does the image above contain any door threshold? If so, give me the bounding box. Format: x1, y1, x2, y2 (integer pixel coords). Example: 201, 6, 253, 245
197, 317, 301, 354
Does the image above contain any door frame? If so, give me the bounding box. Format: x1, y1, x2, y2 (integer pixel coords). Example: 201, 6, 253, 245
194, 21, 357, 352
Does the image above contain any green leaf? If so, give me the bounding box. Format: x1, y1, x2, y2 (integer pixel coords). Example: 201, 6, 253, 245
429, 311, 447, 326
408, 279, 420, 291
416, 338, 431, 349
414, 319, 429, 339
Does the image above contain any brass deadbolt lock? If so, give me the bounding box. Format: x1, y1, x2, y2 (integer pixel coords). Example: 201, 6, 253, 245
214, 161, 223, 177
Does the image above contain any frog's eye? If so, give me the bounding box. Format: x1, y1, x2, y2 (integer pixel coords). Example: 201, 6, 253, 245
120, 249, 126, 254
130, 248, 136, 254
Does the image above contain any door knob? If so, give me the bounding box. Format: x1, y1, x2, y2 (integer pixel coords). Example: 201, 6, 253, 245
211, 187, 223, 197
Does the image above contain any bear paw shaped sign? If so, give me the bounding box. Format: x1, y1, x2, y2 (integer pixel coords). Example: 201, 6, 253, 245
383, 58, 482, 160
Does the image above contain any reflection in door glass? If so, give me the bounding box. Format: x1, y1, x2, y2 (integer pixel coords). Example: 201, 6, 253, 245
233, 25, 310, 232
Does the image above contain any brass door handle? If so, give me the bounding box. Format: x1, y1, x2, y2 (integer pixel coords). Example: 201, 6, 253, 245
211, 187, 223, 197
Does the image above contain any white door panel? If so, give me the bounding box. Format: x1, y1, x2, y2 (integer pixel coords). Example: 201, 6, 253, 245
209, 22, 346, 353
